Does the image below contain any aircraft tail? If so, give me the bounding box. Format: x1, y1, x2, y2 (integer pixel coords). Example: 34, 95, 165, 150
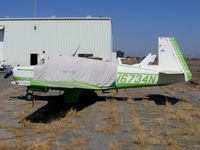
158, 37, 192, 82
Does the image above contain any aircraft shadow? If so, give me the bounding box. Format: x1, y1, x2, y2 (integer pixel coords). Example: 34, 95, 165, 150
134, 94, 180, 105
20, 91, 102, 123
13, 92, 180, 123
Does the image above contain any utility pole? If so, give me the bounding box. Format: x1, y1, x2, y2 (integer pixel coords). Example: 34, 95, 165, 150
33, 0, 37, 17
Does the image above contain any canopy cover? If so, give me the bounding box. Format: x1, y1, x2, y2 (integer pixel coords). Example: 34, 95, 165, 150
33, 57, 117, 87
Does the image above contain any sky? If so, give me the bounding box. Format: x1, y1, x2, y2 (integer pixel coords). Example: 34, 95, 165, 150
0, 0, 200, 57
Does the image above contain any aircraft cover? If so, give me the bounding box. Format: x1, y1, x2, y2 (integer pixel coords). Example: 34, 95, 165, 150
33, 57, 117, 87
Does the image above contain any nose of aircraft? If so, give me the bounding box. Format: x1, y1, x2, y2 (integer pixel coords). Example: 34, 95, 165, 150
4, 66, 13, 79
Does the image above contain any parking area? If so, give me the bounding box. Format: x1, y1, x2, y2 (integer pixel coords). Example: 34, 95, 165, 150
0, 64, 200, 150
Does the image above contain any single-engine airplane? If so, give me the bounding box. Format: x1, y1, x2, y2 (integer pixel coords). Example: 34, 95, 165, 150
5, 37, 192, 103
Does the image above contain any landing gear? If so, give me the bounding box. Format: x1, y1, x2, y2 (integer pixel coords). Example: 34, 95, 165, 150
26, 92, 35, 107
64, 89, 82, 103
26, 93, 34, 101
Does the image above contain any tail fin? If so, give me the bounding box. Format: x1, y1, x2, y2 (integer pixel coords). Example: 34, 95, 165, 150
158, 37, 192, 81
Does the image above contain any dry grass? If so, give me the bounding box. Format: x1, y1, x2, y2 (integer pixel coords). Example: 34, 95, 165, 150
95, 99, 122, 134
1, 80, 200, 150
168, 108, 192, 122
69, 136, 90, 146
187, 121, 200, 137
142, 99, 155, 109
180, 96, 190, 103
0, 143, 12, 150
13, 111, 28, 120
67, 108, 79, 117
132, 132, 146, 146
129, 95, 194, 149
163, 100, 200, 148
0, 139, 27, 150
147, 137, 163, 145
1, 107, 85, 150
128, 98, 148, 146
151, 118, 166, 127
35, 108, 85, 134
21, 120, 35, 128
15, 139, 27, 150
27, 139, 50, 150
125, 90, 133, 104
165, 136, 181, 150
165, 100, 173, 112
62, 132, 90, 150
110, 141, 120, 150
130, 106, 149, 147
182, 103, 195, 112
126, 97, 133, 104
110, 89, 118, 97
36, 118, 84, 134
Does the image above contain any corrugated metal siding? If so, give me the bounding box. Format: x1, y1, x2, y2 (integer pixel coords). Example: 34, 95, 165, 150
0, 18, 112, 66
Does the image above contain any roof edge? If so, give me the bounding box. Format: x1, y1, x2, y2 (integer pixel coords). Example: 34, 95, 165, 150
0, 17, 111, 21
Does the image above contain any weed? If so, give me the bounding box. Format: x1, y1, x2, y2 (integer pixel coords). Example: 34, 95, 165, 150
168, 108, 192, 122
165, 136, 180, 150
187, 121, 200, 137
13, 111, 28, 120
0, 143, 12, 150
27, 138, 50, 150
110, 141, 120, 150
95, 99, 122, 134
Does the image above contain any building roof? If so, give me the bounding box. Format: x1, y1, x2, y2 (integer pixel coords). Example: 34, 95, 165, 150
0, 17, 111, 21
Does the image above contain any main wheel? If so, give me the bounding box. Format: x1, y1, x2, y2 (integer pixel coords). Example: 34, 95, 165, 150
26, 93, 34, 101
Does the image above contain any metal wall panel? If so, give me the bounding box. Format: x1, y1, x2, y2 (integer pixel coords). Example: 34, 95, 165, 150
0, 18, 112, 66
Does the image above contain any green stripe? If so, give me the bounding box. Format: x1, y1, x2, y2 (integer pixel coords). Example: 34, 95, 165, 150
14, 76, 159, 90
17, 69, 33, 71
170, 37, 192, 81
116, 83, 157, 89
13, 77, 114, 90
14, 77, 32, 80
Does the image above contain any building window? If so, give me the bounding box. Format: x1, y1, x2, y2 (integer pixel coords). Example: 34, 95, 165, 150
78, 53, 93, 58
78, 54, 102, 60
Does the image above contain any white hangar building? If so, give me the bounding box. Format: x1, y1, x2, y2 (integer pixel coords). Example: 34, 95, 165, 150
0, 17, 115, 67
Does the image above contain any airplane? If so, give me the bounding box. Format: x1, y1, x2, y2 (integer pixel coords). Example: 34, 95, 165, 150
4, 37, 192, 103
0, 60, 5, 70
118, 53, 157, 67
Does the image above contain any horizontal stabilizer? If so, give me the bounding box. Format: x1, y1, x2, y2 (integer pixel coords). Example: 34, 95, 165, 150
140, 53, 156, 65
158, 72, 185, 84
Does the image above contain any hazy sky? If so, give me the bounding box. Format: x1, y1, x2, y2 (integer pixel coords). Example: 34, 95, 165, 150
0, 0, 199, 57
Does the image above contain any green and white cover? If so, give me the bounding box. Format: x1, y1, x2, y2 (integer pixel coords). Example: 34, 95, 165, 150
33, 57, 117, 87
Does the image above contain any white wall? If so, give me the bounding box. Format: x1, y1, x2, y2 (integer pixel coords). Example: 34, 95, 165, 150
0, 29, 4, 61
0, 18, 112, 66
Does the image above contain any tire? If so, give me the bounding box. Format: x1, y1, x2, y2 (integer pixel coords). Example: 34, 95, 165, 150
26, 93, 34, 101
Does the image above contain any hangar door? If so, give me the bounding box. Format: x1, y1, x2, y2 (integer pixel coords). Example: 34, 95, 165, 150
0, 26, 4, 62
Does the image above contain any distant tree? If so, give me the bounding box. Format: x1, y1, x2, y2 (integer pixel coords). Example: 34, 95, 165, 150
116, 50, 125, 58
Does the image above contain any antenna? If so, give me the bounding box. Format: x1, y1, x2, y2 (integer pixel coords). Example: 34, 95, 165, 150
33, 0, 37, 17
72, 44, 81, 57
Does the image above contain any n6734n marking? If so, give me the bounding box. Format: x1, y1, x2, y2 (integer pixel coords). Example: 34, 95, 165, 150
117, 73, 158, 84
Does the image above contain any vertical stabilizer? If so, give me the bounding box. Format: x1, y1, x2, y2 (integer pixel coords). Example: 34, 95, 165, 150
158, 37, 192, 81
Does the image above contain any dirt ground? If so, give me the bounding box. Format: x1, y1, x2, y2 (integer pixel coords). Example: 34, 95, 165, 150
0, 60, 200, 150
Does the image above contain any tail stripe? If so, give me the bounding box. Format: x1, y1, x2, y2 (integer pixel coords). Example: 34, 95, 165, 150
170, 38, 192, 81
